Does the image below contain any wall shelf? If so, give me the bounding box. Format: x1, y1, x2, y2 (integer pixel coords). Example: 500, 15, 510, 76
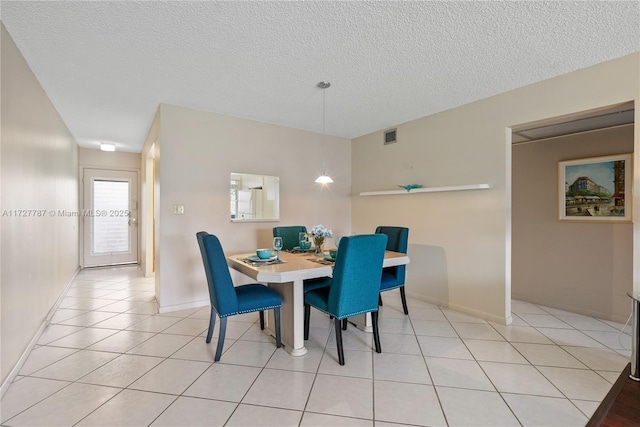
359, 183, 490, 196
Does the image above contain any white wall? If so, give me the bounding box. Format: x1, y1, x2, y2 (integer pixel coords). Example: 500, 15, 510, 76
1, 24, 79, 385
150, 104, 351, 312
352, 53, 640, 324
512, 125, 634, 323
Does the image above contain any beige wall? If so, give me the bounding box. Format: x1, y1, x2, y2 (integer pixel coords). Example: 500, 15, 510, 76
1, 25, 79, 385
150, 104, 351, 312
352, 53, 640, 324
79, 147, 141, 170
512, 125, 634, 323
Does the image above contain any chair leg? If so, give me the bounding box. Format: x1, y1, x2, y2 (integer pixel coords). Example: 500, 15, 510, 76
399, 286, 409, 315
378, 294, 383, 306
304, 303, 310, 340
259, 310, 265, 330
335, 318, 345, 365
206, 307, 216, 343
372, 311, 382, 353
274, 308, 281, 348
214, 317, 227, 362
342, 318, 348, 330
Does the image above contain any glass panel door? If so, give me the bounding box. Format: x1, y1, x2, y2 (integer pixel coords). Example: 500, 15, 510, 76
92, 180, 130, 254
83, 169, 138, 267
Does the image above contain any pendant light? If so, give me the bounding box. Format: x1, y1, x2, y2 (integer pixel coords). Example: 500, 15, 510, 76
315, 81, 333, 184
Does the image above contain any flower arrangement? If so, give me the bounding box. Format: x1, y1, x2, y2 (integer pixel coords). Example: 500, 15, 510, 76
309, 224, 332, 258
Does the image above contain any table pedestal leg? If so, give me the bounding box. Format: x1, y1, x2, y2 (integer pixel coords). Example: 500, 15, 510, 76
351, 313, 373, 333
266, 280, 308, 356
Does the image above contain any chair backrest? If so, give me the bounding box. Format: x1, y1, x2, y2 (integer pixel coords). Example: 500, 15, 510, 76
196, 232, 238, 316
375, 226, 409, 285
273, 225, 307, 250
328, 234, 388, 318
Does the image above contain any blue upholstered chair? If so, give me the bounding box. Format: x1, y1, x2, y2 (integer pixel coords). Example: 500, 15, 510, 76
303, 234, 387, 365
273, 225, 332, 293
196, 232, 282, 361
375, 226, 409, 314
273, 225, 307, 250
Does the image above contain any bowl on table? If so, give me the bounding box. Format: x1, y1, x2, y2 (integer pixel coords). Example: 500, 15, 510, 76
256, 249, 273, 259
328, 249, 338, 259
299, 241, 311, 251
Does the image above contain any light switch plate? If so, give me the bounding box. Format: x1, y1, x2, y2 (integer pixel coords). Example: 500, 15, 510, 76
173, 204, 184, 215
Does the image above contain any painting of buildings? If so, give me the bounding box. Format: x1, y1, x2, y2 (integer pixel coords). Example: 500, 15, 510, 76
560, 154, 630, 220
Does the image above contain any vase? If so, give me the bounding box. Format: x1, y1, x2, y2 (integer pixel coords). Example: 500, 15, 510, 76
313, 236, 325, 259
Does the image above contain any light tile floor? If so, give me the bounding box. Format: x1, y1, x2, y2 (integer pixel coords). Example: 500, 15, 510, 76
1, 265, 633, 426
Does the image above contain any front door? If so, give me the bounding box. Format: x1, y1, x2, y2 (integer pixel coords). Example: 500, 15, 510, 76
83, 168, 138, 267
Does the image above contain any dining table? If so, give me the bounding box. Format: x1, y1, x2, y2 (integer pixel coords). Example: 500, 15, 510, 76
226, 249, 410, 356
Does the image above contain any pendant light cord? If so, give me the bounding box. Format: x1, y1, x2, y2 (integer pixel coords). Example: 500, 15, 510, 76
322, 86, 326, 136
322, 86, 327, 174
315, 81, 333, 184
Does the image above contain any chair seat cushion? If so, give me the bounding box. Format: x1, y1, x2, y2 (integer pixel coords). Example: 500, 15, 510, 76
304, 277, 332, 293
233, 284, 282, 315
380, 271, 402, 291
305, 286, 378, 319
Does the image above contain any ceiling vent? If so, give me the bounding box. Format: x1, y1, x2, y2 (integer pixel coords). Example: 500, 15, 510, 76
384, 129, 397, 145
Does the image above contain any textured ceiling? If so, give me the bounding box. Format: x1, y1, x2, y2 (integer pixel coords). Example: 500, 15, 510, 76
1, 1, 639, 153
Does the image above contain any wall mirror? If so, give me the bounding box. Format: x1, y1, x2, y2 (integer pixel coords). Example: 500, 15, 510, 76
230, 173, 280, 222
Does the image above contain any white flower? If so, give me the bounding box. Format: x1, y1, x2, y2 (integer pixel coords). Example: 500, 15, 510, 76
310, 224, 333, 238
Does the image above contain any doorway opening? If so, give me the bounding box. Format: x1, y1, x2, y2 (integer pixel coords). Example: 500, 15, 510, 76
143, 142, 157, 277
82, 168, 139, 267
510, 101, 634, 323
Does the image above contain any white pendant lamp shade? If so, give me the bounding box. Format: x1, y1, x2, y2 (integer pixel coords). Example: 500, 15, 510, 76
315, 174, 333, 184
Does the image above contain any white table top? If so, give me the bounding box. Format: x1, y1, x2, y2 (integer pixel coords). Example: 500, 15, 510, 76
628, 292, 640, 302
227, 250, 410, 283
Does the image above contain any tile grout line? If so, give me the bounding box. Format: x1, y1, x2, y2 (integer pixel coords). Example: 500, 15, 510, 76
4, 275, 632, 426
409, 303, 451, 426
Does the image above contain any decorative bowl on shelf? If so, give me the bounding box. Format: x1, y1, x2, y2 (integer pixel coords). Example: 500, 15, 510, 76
398, 184, 423, 192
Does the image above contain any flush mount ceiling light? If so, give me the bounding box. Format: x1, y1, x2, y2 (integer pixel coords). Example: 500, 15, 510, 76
315, 81, 334, 184
99, 142, 116, 152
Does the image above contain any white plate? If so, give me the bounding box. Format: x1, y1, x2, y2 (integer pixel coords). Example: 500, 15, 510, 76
246, 255, 277, 262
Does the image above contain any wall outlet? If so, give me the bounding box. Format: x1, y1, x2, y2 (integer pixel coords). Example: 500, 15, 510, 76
173, 204, 184, 215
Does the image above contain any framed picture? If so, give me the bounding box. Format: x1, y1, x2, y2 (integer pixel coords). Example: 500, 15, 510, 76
559, 154, 632, 222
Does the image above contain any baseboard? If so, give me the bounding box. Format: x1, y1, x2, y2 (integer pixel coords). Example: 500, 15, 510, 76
405, 291, 513, 325
511, 292, 631, 324
158, 298, 209, 314
1, 267, 80, 398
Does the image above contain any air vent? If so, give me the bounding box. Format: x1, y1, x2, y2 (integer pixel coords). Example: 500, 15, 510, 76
384, 129, 397, 145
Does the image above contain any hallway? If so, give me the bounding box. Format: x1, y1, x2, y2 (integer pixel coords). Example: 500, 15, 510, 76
0, 265, 632, 426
